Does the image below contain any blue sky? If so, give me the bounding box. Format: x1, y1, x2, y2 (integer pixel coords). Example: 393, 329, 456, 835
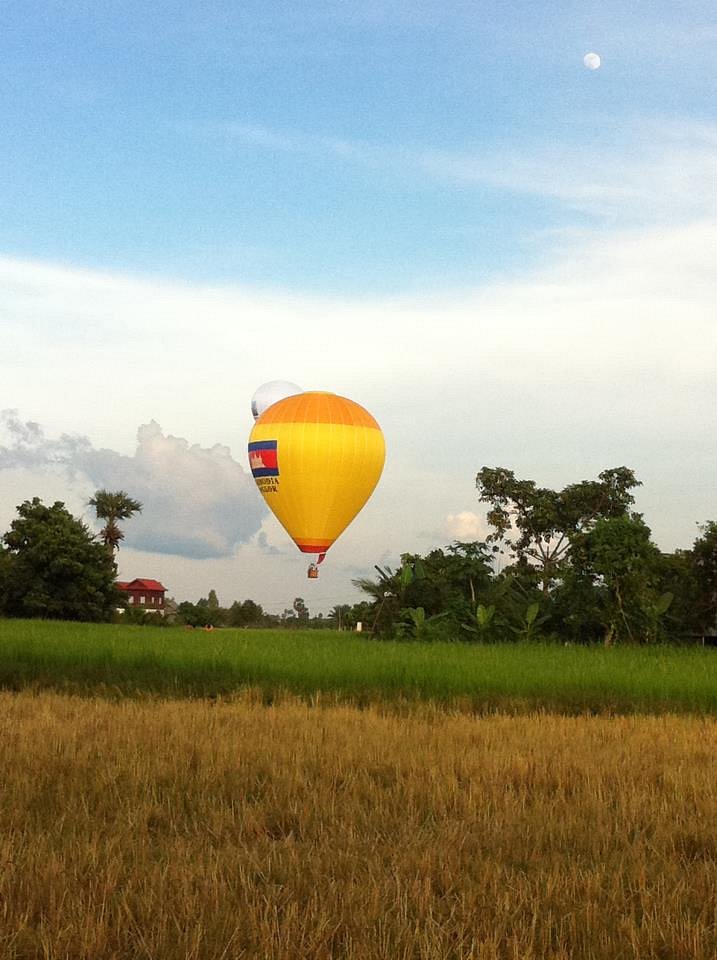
2, 0, 714, 292
1, 1, 716, 611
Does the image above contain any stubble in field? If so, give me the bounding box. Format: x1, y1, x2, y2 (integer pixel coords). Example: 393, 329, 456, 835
1, 691, 716, 959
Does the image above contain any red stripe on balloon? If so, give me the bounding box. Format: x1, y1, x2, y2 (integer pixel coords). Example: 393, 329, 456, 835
295, 541, 333, 553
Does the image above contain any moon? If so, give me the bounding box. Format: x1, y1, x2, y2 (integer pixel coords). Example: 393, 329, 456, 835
583, 52, 601, 70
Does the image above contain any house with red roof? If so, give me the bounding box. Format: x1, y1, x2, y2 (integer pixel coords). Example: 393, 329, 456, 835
116, 578, 167, 614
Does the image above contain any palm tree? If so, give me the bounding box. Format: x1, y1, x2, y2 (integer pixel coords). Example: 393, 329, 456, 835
88, 489, 142, 555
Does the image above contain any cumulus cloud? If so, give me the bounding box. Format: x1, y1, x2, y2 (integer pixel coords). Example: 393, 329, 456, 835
445, 511, 486, 540
0, 412, 266, 558
0, 409, 93, 472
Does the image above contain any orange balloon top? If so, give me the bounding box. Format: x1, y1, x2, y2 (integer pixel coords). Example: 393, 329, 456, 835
257, 391, 381, 429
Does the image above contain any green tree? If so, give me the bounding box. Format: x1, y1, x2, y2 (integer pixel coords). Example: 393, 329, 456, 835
340, 600, 374, 632
548, 563, 604, 643
653, 549, 698, 639
654, 524, 717, 639
690, 521, 717, 634
396, 543, 494, 632
330, 604, 352, 630
292, 597, 309, 621
354, 542, 494, 637
0, 543, 11, 613
352, 565, 400, 635
227, 598, 265, 627
1, 498, 118, 621
196, 596, 224, 627
88, 489, 142, 556
476, 466, 640, 594
177, 600, 201, 627
585, 515, 669, 644
177, 599, 223, 627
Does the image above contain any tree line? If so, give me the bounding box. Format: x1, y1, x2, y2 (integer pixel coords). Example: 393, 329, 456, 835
350, 466, 717, 644
174, 592, 326, 629
1, 465, 715, 643
0, 496, 325, 627
0, 494, 342, 628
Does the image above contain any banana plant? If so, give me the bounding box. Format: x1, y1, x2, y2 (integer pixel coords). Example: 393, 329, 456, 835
461, 603, 497, 640
398, 606, 447, 640
507, 601, 549, 642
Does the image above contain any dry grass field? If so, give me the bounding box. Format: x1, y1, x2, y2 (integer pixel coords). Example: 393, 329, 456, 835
1, 690, 717, 959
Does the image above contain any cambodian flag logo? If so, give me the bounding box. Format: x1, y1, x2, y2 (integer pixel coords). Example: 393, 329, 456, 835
249, 440, 279, 478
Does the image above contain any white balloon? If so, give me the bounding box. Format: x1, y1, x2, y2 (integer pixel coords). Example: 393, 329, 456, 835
251, 380, 303, 420
583, 52, 601, 70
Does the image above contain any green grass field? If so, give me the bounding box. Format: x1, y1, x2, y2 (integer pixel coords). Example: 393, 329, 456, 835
1, 618, 716, 713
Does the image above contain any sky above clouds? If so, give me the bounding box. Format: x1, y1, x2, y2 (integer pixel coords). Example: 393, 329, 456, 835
1, 1, 715, 613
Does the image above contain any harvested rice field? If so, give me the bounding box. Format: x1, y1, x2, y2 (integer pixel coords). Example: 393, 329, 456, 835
1, 690, 716, 959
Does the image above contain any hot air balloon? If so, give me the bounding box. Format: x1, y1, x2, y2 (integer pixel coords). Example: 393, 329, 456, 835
251, 380, 303, 421
248, 391, 385, 577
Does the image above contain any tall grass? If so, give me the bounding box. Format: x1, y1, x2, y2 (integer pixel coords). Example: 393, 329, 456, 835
1, 618, 717, 713
1, 691, 716, 959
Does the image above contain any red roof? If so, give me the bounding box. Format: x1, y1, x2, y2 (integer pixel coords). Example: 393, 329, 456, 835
116, 578, 167, 592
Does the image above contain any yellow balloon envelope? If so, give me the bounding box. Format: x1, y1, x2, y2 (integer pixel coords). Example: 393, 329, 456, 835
248, 392, 385, 562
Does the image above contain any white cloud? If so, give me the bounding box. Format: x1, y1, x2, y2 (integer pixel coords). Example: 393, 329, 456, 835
1, 212, 716, 606
421, 118, 717, 224
183, 120, 390, 170
189, 117, 717, 226
445, 511, 486, 540
0, 413, 266, 559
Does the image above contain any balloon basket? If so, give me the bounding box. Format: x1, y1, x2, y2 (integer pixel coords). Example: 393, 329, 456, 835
307, 563, 319, 579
